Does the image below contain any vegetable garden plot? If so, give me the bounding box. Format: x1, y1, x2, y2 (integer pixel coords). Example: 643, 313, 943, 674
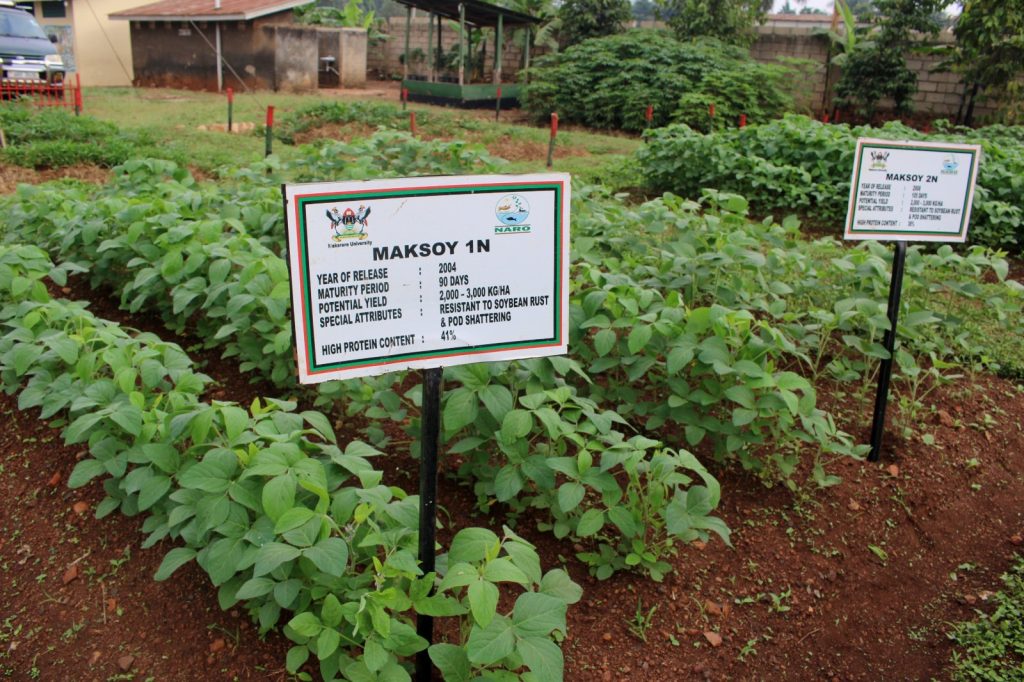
1, 121, 1023, 680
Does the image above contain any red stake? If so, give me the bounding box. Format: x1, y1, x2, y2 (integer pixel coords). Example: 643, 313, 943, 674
226, 87, 233, 103
266, 105, 275, 127
645, 104, 653, 123
823, 112, 830, 123
739, 114, 747, 128
410, 111, 417, 135
546, 113, 559, 168
74, 73, 82, 115
709, 103, 715, 118
835, 109, 842, 123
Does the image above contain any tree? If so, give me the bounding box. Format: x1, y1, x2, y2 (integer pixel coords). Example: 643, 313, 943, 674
832, 0, 944, 117
949, 0, 1024, 124
558, 0, 633, 47
632, 0, 657, 21
654, 0, 773, 46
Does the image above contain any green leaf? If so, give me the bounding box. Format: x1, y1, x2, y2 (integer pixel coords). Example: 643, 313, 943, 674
428, 643, 471, 682
500, 409, 533, 442
274, 506, 317, 534
235, 577, 276, 600
443, 387, 478, 434
448, 527, 499, 564
557, 482, 585, 513
574, 508, 605, 538
539, 569, 582, 605
253, 542, 301, 577
512, 592, 567, 638
138, 473, 171, 511
468, 579, 500, 628
321, 593, 344, 628
262, 472, 296, 523
482, 557, 530, 585
303, 537, 349, 577
221, 405, 250, 442
286, 645, 310, 674
593, 328, 616, 356
288, 611, 322, 639
724, 385, 755, 409
154, 547, 197, 581
364, 636, 388, 672
478, 384, 513, 422
627, 325, 653, 355
67, 458, 107, 488
517, 635, 564, 682
466, 614, 516, 665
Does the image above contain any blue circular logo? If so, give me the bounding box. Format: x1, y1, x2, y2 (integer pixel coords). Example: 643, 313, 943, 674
496, 194, 530, 226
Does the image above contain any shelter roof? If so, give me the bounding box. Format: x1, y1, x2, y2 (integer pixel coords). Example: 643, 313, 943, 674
393, 0, 539, 27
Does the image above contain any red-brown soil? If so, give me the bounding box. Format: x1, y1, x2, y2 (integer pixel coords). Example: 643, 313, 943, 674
0, 163, 109, 195
2, 275, 1023, 681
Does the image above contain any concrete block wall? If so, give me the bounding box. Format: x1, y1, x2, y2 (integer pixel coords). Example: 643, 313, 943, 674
749, 24, 996, 119
369, 17, 999, 119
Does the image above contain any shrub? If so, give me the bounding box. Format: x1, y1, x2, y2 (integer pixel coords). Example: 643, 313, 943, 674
637, 114, 1024, 252
522, 30, 791, 133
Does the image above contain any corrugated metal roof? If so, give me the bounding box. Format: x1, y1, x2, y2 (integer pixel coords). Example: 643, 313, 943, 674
109, 0, 310, 22
393, 0, 539, 27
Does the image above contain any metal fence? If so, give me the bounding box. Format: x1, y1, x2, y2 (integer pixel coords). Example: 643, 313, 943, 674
0, 73, 83, 114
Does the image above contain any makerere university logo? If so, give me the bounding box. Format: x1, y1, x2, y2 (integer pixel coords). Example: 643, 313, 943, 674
327, 204, 371, 241
495, 194, 531, 234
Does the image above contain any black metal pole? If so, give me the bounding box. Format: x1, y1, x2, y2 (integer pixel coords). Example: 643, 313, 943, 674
415, 366, 443, 682
868, 240, 908, 462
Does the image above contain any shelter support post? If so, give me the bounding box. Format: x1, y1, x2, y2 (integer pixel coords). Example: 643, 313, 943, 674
458, 3, 466, 87
403, 5, 411, 81
494, 13, 503, 85
426, 12, 434, 82
522, 26, 530, 78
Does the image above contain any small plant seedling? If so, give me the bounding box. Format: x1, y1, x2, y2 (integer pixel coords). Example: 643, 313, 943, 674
868, 544, 889, 564
626, 598, 658, 642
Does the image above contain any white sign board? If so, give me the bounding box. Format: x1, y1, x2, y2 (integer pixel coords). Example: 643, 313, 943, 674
284, 174, 571, 383
845, 138, 981, 242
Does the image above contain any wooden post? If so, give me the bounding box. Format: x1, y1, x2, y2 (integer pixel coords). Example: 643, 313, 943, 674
403, 5, 411, 81
458, 3, 466, 87
426, 11, 434, 83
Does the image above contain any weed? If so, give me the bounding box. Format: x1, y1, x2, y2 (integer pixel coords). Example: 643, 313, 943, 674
626, 599, 658, 643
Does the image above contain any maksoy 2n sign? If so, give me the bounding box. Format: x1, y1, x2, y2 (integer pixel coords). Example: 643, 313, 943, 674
283, 173, 571, 383
843, 138, 981, 464
845, 138, 981, 242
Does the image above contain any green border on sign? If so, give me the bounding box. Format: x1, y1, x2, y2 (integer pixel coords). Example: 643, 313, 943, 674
295, 182, 564, 373
847, 142, 978, 238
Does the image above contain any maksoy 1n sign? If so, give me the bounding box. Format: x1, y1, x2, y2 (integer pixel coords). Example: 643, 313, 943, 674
845, 138, 981, 242
283, 173, 570, 382
843, 138, 981, 464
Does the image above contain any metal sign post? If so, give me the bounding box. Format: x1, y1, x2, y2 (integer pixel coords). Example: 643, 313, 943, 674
868, 240, 907, 461
844, 138, 981, 462
414, 366, 442, 681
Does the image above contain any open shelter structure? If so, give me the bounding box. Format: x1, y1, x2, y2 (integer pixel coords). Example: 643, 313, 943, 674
394, 0, 538, 106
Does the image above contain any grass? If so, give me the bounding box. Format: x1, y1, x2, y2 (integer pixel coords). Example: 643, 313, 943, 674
950, 555, 1024, 681
78, 86, 642, 181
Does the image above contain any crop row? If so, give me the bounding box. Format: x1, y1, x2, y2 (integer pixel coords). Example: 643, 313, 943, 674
4, 142, 1020, 583
639, 115, 1024, 252
0, 243, 586, 682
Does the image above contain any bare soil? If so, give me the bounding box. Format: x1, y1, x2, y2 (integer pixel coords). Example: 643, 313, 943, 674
2, 275, 1023, 681
0, 163, 109, 195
